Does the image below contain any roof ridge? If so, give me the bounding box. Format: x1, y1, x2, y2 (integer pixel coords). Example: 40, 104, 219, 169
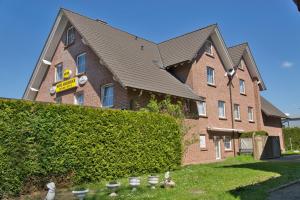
158, 23, 217, 45
61, 8, 157, 45
228, 42, 248, 49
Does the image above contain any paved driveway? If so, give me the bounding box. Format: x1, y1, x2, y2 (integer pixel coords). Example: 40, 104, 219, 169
268, 155, 300, 162
268, 182, 300, 200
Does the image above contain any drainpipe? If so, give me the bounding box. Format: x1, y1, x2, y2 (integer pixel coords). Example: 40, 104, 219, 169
228, 78, 236, 156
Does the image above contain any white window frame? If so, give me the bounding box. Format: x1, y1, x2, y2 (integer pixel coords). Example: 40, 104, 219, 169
76, 53, 86, 75
218, 101, 226, 119
207, 66, 215, 85
199, 135, 206, 149
55, 63, 63, 82
197, 101, 206, 116
204, 40, 213, 55
234, 104, 241, 120
248, 107, 254, 122
224, 136, 232, 150
66, 26, 75, 45
239, 59, 245, 70
74, 92, 84, 106
101, 83, 114, 108
239, 79, 246, 94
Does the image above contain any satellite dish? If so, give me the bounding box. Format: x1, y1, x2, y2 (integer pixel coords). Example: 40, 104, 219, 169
227, 68, 235, 77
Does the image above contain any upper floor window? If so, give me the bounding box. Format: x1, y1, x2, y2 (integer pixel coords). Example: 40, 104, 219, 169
197, 101, 206, 116
239, 59, 245, 70
224, 136, 232, 150
74, 92, 84, 106
207, 67, 215, 85
218, 101, 226, 119
234, 104, 241, 120
55, 63, 63, 82
239, 79, 246, 94
204, 40, 213, 55
76, 53, 86, 74
101, 84, 114, 108
248, 107, 254, 122
66, 26, 75, 45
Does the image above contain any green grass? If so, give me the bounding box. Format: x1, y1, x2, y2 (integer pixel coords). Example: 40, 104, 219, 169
68, 155, 300, 200
282, 150, 300, 156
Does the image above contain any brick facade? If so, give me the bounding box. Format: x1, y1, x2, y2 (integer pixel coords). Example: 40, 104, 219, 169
34, 25, 284, 165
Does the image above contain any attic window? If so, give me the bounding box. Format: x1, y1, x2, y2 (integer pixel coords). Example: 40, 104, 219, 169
204, 40, 213, 55
66, 26, 75, 45
239, 59, 245, 70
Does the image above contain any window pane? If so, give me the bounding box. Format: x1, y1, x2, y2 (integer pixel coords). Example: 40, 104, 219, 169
234, 104, 240, 119
197, 101, 206, 116
67, 27, 75, 45
224, 136, 232, 150
248, 107, 253, 121
102, 85, 114, 107
204, 41, 212, 54
218, 101, 225, 118
75, 93, 84, 105
56, 64, 63, 81
207, 67, 214, 84
239, 80, 245, 94
77, 54, 86, 74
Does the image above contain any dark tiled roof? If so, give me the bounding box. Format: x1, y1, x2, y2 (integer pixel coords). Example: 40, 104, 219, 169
261, 96, 287, 118
228, 43, 247, 67
63, 9, 201, 100
158, 25, 216, 67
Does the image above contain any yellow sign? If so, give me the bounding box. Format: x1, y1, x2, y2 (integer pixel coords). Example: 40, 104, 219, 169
56, 78, 77, 93
63, 69, 72, 79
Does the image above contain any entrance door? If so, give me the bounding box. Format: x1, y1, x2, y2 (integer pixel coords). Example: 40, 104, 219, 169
214, 137, 221, 160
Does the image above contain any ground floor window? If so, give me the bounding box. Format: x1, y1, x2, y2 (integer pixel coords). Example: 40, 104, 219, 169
199, 134, 206, 149
74, 92, 84, 105
224, 136, 232, 150
101, 84, 114, 108
55, 96, 62, 104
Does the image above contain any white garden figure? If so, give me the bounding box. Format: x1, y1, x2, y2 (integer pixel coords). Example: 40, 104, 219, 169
162, 171, 175, 188
45, 182, 55, 200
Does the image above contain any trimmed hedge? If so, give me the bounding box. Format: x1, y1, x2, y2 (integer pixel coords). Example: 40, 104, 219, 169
0, 99, 182, 196
240, 131, 268, 138
283, 127, 300, 150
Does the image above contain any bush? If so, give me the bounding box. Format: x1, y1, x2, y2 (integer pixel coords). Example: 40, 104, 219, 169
0, 99, 182, 196
283, 127, 300, 151
240, 131, 268, 138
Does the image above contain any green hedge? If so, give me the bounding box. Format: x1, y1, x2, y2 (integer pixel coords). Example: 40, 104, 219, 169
0, 99, 182, 196
240, 131, 268, 138
284, 127, 300, 151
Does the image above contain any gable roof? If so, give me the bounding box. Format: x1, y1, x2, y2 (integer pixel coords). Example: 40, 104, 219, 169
261, 96, 286, 118
228, 43, 267, 90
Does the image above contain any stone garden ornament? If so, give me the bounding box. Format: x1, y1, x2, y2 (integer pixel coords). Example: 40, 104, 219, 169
44, 182, 55, 200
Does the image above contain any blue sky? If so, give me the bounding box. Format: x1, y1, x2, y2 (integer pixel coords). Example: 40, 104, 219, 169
0, 0, 299, 115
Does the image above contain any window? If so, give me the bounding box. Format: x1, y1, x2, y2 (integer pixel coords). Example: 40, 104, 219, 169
207, 67, 215, 85
239, 59, 245, 70
55, 63, 63, 82
76, 53, 86, 74
199, 135, 206, 149
204, 40, 213, 55
101, 84, 114, 108
74, 92, 84, 106
197, 101, 206, 116
248, 107, 254, 122
218, 101, 226, 118
224, 136, 232, 150
55, 96, 62, 104
66, 26, 75, 45
239, 79, 245, 94
234, 104, 241, 120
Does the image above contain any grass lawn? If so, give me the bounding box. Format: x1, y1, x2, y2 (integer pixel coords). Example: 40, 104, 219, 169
63, 155, 299, 200
25, 155, 300, 200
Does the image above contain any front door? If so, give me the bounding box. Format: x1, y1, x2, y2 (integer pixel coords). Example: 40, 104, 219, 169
214, 137, 221, 160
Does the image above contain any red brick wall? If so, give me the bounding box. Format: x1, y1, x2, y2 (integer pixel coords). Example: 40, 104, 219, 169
35, 24, 128, 108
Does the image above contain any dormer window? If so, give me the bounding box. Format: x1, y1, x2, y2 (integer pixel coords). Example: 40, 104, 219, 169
66, 26, 75, 45
239, 59, 245, 70
204, 40, 213, 55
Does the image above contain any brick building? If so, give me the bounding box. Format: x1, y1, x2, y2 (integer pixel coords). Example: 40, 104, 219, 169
23, 9, 286, 164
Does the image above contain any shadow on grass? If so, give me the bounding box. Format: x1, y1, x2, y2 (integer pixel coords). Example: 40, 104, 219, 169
222, 161, 300, 200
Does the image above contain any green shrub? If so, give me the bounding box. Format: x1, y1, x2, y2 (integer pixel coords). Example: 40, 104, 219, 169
240, 131, 268, 138
284, 127, 300, 151
0, 99, 182, 196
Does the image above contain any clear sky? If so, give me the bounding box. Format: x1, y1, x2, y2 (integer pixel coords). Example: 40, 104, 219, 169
0, 0, 299, 115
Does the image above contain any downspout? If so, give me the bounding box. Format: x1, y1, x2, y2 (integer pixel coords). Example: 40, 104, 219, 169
228, 78, 236, 156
